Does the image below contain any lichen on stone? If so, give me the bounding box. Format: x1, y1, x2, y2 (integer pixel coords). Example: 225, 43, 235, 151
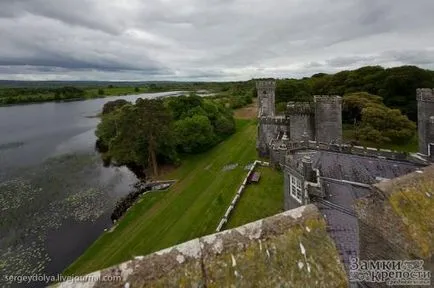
55, 205, 347, 288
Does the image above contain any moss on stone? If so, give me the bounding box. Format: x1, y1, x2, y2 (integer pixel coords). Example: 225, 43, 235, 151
373, 165, 434, 259
203, 215, 347, 287
389, 185, 434, 258
56, 205, 348, 288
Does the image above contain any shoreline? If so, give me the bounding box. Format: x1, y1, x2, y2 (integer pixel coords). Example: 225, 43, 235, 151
0, 89, 187, 108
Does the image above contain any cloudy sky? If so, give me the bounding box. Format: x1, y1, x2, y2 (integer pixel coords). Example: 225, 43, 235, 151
0, 0, 433, 81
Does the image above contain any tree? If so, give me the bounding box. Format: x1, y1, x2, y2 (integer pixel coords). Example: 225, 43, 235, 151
357, 104, 416, 144
343, 92, 384, 124
96, 99, 175, 178
174, 115, 216, 153
214, 115, 235, 138
135, 98, 174, 177
134, 87, 140, 92
98, 88, 105, 96
102, 99, 129, 115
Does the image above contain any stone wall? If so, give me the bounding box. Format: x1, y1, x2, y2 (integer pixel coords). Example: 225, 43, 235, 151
286, 102, 315, 141
283, 156, 322, 211
272, 140, 431, 165
289, 114, 315, 141
354, 166, 434, 287
314, 96, 342, 144
257, 116, 290, 156
55, 205, 348, 288
417, 88, 434, 155
256, 80, 276, 117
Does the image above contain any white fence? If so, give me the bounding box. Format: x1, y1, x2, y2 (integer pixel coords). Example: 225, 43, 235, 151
215, 160, 270, 232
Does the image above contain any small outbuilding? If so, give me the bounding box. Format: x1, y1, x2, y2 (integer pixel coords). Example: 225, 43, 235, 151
249, 172, 261, 183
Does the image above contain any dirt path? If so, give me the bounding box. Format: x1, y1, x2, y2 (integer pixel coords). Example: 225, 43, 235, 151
234, 98, 258, 119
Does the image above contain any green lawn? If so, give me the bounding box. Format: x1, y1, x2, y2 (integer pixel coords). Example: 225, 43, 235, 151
65, 119, 263, 275
226, 166, 284, 229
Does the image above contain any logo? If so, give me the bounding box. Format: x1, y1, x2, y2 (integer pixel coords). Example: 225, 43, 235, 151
349, 258, 431, 286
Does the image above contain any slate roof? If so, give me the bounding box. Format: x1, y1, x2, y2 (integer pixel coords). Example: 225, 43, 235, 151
290, 150, 423, 278
291, 150, 420, 183
317, 180, 371, 274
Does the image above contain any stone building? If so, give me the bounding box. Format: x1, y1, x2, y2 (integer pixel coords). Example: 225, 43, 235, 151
57, 81, 433, 288
417, 88, 434, 156
257, 79, 434, 285
256, 79, 343, 157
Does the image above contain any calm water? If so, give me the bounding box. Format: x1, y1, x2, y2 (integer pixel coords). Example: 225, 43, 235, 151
0, 92, 184, 287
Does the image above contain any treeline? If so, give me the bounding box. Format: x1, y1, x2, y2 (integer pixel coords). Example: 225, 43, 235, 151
0, 86, 86, 104
0, 81, 255, 106
274, 65, 434, 121
95, 94, 236, 178
343, 92, 416, 144
209, 81, 255, 109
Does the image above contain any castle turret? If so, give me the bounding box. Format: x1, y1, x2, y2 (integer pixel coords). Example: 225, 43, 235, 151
286, 102, 315, 141
314, 96, 342, 144
256, 80, 276, 117
416, 88, 434, 155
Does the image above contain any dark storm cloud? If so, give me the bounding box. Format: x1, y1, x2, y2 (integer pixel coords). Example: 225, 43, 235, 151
0, 0, 433, 80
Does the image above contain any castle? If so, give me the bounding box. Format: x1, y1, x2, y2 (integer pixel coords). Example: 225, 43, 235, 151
257, 79, 434, 277
56, 81, 433, 288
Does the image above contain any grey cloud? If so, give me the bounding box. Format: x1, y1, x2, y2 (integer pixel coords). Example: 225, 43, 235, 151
384, 50, 434, 66
325, 56, 377, 68
0, 0, 434, 81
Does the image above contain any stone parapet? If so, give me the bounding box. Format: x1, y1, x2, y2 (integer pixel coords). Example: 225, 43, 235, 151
259, 116, 290, 125
273, 140, 429, 165
286, 102, 315, 115
54, 205, 348, 288
416, 88, 434, 102
314, 95, 342, 104
255, 79, 276, 89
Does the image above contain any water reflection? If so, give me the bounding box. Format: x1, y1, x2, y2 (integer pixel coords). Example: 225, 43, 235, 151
0, 92, 183, 287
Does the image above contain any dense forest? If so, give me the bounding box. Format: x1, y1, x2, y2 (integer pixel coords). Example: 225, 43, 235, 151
96, 94, 237, 178
274, 65, 434, 122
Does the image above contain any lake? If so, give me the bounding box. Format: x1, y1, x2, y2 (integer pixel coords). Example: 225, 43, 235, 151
0, 91, 184, 287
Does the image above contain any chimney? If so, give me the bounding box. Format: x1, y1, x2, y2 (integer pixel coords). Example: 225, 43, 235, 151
302, 155, 315, 182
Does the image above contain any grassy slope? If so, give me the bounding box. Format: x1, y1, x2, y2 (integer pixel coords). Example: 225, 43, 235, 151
226, 166, 284, 229
65, 119, 261, 275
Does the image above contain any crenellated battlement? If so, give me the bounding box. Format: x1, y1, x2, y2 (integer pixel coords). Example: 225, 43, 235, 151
286, 102, 315, 115
256, 79, 276, 89
314, 95, 342, 104
416, 88, 434, 102
259, 116, 290, 125
272, 140, 429, 165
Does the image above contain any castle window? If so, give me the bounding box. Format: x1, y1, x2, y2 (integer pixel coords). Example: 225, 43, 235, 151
290, 175, 303, 203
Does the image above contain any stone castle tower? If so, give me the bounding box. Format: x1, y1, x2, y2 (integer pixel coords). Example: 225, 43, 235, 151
256, 80, 276, 117
417, 88, 434, 155
314, 96, 343, 144
286, 102, 315, 141
256, 79, 343, 154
